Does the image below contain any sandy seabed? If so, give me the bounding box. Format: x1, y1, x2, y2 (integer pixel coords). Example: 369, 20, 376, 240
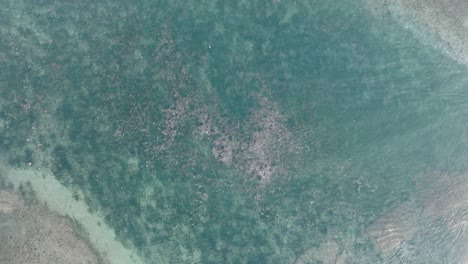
0, 188, 100, 264
364, 0, 468, 65
0, 164, 144, 264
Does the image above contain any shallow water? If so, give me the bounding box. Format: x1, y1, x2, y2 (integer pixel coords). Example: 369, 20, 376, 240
1, 0, 468, 263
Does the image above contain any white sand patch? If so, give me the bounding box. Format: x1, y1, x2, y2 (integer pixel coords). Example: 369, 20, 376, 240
0, 189, 23, 213
1, 164, 145, 264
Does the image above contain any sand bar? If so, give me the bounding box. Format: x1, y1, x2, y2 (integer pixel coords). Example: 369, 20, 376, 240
1, 164, 145, 264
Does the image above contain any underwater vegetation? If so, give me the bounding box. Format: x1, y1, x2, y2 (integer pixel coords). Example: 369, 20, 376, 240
2, 0, 468, 263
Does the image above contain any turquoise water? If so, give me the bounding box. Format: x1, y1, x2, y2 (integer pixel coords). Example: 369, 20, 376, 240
1, 0, 468, 263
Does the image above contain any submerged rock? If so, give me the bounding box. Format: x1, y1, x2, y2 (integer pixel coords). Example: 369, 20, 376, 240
368, 170, 468, 262
295, 238, 345, 264
367, 199, 420, 256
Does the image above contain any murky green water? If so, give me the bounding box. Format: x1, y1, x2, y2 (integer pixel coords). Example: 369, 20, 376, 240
2, 0, 468, 263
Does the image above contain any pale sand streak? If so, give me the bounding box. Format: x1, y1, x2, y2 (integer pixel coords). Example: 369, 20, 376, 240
1, 165, 145, 264
364, 0, 468, 65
